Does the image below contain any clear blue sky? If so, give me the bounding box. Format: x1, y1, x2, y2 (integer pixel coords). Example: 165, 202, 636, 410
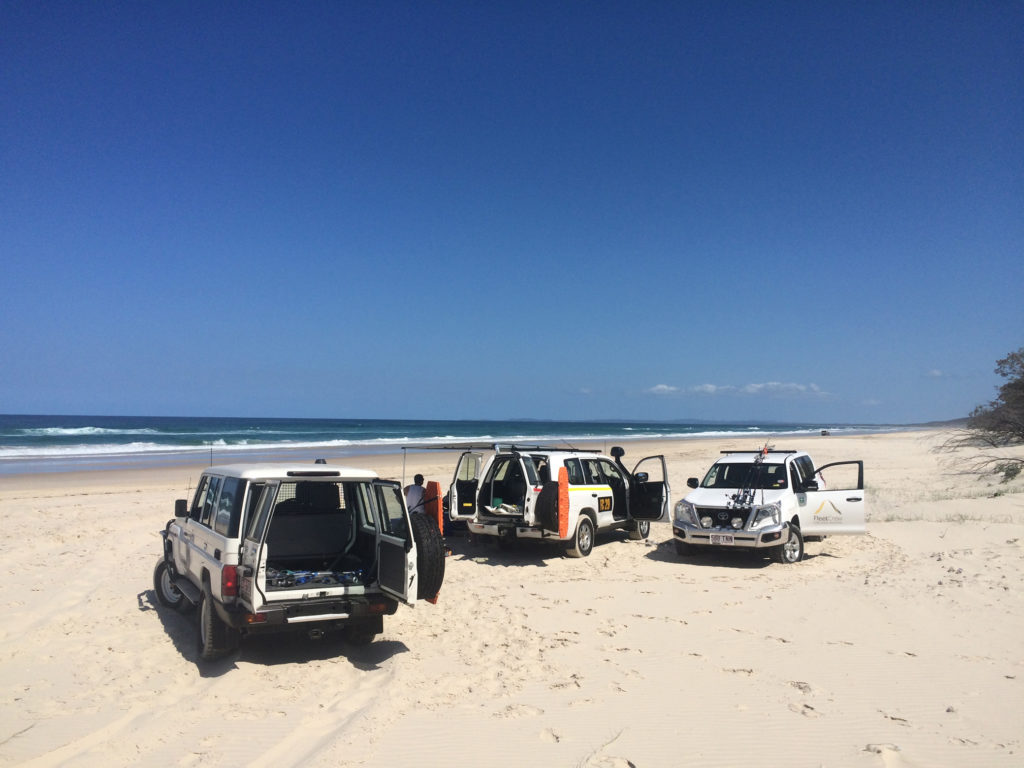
2, 2, 1021, 424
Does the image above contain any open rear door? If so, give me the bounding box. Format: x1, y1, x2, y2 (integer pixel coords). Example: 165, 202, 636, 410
629, 455, 670, 521
449, 451, 482, 520
799, 461, 865, 536
374, 481, 414, 604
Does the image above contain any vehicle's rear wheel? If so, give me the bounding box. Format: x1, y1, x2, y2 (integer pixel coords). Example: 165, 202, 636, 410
343, 622, 378, 646
410, 513, 445, 601
197, 585, 238, 661
566, 516, 595, 558
153, 559, 186, 610
774, 525, 804, 564
628, 519, 651, 540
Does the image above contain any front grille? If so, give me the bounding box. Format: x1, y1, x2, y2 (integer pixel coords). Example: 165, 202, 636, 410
694, 506, 752, 529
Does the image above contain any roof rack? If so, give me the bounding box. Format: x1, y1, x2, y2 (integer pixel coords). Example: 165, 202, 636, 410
400, 442, 601, 453
719, 449, 798, 455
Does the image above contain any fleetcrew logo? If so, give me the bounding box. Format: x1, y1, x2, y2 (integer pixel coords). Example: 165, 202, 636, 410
813, 500, 843, 523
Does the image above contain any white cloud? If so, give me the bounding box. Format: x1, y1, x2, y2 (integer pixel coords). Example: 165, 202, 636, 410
647, 384, 679, 395
647, 381, 829, 399
925, 369, 946, 378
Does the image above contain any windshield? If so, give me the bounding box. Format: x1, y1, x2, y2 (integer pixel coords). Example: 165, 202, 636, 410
701, 462, 788, 490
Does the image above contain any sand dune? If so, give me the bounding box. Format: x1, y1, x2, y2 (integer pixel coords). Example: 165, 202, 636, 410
1, 431, 1021, 767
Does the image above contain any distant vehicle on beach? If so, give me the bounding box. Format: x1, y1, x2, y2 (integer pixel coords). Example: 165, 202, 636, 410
446, 444, 670, 557
673, 448, 866, 563
154, 463, 445, 661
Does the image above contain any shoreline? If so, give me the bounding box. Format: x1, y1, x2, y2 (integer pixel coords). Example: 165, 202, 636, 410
0, 428, 940, 492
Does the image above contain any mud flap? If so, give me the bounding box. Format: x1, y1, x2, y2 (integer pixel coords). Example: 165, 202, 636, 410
425, 480, 444, 535
558, 466, 569, 539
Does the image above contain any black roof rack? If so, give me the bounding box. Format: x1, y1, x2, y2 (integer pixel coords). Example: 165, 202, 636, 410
400, 442, 602, 454
719, 449, 798, 455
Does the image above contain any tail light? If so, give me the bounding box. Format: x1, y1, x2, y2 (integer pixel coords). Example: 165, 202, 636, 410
221, 565, 238, 598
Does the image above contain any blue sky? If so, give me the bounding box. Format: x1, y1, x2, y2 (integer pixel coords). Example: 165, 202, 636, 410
2, 2, 1021, 424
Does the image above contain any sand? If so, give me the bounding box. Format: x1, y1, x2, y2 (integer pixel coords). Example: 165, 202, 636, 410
1, 430, 1022, 767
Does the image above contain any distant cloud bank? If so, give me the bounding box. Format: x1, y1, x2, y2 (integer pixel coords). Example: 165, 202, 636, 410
647, 381, 829, 399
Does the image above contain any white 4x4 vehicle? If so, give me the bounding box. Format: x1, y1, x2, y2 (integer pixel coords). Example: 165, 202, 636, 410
447, 445, 670, 557
673, 449, 865, 563
154, 463, 444, 661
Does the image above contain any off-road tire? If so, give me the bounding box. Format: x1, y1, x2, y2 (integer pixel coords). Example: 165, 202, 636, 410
153, 559, 187, 611
197, 585, 238, 661
343, 623, 378, 647
566, 516, 595, 558
628, 519, 651, 540
410, 514, 445, 600
774, 525, 804, 564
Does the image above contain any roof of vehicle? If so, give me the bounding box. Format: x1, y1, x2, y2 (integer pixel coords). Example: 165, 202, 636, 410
201, 463, 380, 481
714, 450, 807, 463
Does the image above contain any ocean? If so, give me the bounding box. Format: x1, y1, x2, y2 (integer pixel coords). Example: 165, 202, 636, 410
0, 414, 891, 475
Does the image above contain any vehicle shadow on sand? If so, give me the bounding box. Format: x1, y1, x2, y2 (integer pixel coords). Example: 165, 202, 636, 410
140, 588, 408, 675
645, 539, 833, 569
445, 528, 641, 567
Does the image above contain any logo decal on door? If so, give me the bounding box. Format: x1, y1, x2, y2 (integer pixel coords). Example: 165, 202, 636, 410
598, 496, 612, 512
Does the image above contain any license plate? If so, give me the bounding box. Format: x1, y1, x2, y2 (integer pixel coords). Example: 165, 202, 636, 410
710, 533, 734, 545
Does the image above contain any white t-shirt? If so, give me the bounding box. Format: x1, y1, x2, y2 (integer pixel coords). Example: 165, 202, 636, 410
405, 484, 425, 514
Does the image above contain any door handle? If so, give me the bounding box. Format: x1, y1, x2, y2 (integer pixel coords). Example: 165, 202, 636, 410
846, 497, 862, 502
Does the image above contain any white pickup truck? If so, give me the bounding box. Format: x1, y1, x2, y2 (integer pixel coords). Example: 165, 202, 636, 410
153, 463, 445, 660
672, 449, 866, 563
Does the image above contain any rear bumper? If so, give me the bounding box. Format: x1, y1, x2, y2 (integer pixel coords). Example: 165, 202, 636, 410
467, 520, 565, 542
216, 594, 398, 634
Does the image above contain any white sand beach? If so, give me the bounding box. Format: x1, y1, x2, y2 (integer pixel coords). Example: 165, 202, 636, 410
1, 430, 1022, 767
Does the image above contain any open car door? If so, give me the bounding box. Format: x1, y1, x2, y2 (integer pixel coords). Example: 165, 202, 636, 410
629, 455, 670, 521
373, 480, 414, 605
449, 451, 482, 520
799, 460, 865, 536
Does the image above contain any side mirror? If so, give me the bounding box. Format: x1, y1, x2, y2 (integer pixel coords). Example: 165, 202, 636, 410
687, 478, 699, 489
174, 498, 188, 518
802, 480, 819, 492
634, 472, 648, 483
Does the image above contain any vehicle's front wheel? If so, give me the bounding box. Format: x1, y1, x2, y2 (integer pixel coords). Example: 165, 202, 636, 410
153, 559, 187, 611
566, 516, 595, 558
628, 519, 651, 540
774, 525, 804, 564
674, 539, 694, 557
197, 585, 238, 661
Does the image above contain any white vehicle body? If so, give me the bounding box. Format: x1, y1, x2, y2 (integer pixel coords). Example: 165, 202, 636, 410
447, 445, 670, 557
156, 463, 444, 660
672, 450, 865, 563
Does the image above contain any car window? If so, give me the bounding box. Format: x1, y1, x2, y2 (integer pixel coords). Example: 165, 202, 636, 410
191, 476, 211, 521
374, 482, 408, 539
582, 459, 605, 485
795, 455, 816, 482
213, 477, 246, 537
199, 476, 222, 527
247, 484, 276, 540
601, 461, 624, 485
564, 458, 584, 485
702, 462, 787, 490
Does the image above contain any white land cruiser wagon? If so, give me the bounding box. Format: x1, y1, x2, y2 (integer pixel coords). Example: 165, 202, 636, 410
154, 463, 445, 661
672, 449, 865, 563
447, 445, 670, 557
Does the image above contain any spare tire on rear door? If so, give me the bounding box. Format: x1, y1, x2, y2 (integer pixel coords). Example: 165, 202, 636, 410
410, 513, 445, 601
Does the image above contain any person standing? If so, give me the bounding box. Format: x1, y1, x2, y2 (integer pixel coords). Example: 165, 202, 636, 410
405, 474, 426, 514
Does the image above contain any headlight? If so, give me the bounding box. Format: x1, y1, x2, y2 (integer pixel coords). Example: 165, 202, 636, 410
750, 503, 781, 530
674, 500, 697, 526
